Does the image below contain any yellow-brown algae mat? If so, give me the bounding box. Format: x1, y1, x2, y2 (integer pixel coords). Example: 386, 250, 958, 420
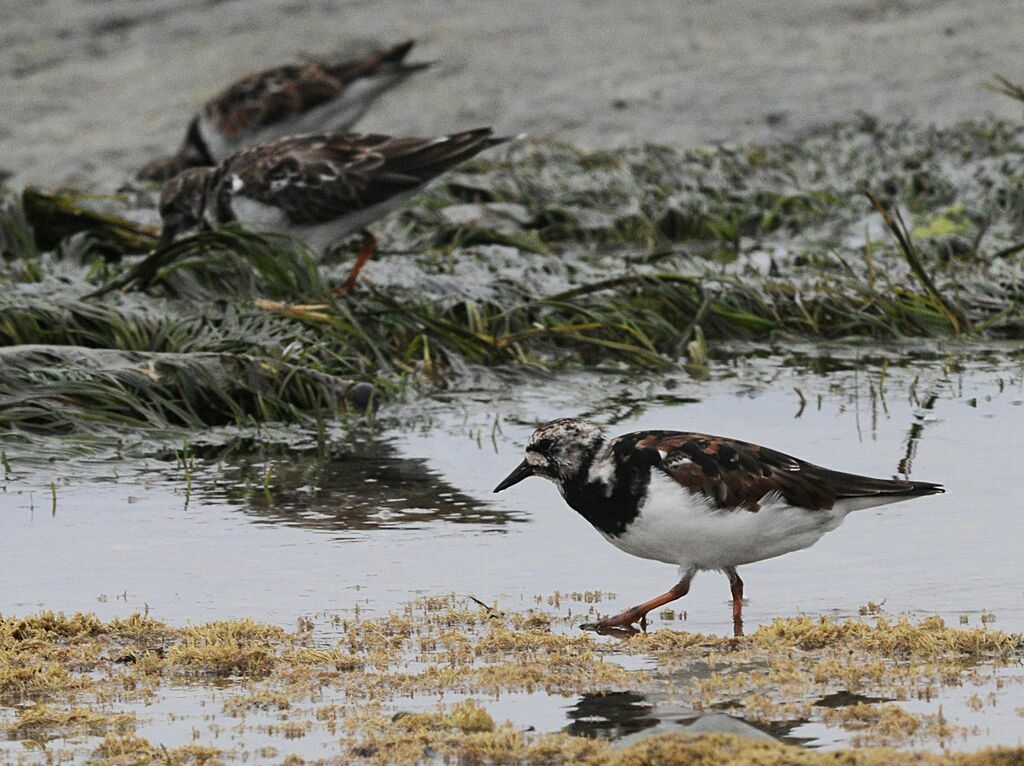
1, 596, 1022, 764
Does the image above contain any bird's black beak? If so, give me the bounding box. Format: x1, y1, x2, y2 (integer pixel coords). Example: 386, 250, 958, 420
493, 460, 534, 493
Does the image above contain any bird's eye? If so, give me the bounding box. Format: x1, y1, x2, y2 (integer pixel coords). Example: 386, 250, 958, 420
529, 439, 552, 454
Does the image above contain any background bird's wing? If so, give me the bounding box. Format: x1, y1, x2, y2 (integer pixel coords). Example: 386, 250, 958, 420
205, 63, 345, 138
205, 41, 425, 138
629, 431, 939, 512
227, 129, 506, 224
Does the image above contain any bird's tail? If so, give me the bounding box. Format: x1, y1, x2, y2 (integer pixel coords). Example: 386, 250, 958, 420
377, 40, 432, 73
328, 40, 433, 79
826, 472, 944, 513
901, 480, 945, 497
375, 128, 512, 179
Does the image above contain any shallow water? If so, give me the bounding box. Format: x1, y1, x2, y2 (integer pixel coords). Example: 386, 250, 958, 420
2, 342, 1023, 757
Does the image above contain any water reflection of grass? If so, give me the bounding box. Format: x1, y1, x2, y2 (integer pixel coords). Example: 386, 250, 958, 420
2, 596, 1020, 762
179, 438, 519, 531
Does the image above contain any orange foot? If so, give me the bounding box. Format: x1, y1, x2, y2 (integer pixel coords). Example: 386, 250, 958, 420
580, 606, 650, 635
333, 231, 377, 297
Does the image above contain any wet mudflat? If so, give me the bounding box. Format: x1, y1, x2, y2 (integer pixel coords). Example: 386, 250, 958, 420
1, 343, 1022, 762
4, 90, 1024, 762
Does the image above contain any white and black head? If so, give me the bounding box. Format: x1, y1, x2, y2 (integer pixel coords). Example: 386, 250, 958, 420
494, 418, 605, 492
157, 166, 216, 246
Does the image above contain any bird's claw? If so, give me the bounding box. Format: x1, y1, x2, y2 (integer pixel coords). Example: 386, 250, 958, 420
579, 610, 647, 636
579, 621, 641, 637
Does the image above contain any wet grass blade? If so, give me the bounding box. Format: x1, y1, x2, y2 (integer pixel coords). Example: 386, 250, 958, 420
982, 73, 1024, 104
22, 188, 158, 253
865, 191, 972, 334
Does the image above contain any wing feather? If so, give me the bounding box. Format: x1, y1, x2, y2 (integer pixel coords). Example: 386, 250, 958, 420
204, 40, 425, 138
629, 431, 942, 512
223, 129, 506, 225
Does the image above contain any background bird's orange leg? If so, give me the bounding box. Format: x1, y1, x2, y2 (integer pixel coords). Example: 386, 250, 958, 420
581, 569, 695, 632
333, 231, 377, 296
725, 566, 744, 637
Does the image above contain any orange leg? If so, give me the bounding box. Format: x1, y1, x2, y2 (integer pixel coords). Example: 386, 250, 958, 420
581, 569, 695, 633
333, 231, 377, 296
725, 566, 744, 637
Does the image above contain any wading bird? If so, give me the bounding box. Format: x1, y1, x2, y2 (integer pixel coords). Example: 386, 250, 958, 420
138, 40, 430, 182
494, 418, 943, 635
157, 128, 508, 293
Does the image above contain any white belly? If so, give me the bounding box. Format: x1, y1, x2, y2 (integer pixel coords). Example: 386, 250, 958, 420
602, 471, 848, 570
227, 195, 348, 254
229, 195, 291, 230
227, 190, 421, 255
279, 74, 403, 136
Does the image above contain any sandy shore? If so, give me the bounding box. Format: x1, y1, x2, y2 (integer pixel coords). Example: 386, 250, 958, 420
2, 0, 1023, 188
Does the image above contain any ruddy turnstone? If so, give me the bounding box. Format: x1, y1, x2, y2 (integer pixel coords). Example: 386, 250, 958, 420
137, 40, 430, 182
157, 128, 508, 292
494, 418, 943, 635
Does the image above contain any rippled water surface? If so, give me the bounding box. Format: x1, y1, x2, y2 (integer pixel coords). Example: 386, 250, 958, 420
2, 342, 1023, 757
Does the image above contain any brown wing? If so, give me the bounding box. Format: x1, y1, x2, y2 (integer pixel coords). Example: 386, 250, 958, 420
205, 63, 344, 138
630, 431, 942, 512
204, 40, 423, 138
224, 129, 507, 225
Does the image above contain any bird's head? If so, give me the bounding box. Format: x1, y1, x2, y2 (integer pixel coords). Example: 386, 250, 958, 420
494, 418, 605, 492
157, 166, 216, 246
